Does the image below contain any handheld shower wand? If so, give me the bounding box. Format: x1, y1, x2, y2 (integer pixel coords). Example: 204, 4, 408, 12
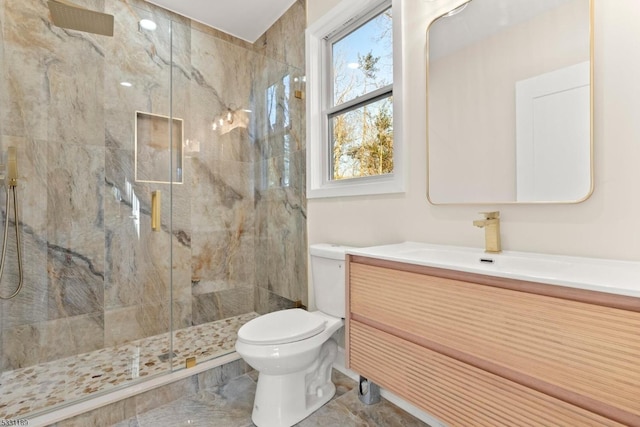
0, 147, 24, 299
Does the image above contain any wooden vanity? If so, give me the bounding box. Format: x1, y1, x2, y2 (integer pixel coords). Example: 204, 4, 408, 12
346, 254, 640, 427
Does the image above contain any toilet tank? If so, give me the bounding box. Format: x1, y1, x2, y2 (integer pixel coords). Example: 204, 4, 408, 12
309, 243, 353, 318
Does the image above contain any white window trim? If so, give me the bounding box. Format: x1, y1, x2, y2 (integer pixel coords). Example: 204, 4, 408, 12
306, 0, 405, 199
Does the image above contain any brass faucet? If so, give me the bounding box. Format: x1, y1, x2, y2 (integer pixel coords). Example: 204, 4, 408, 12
473, 211, 502, 253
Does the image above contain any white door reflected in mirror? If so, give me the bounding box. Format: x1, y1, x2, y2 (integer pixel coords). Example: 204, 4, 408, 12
515, 61, 591, 202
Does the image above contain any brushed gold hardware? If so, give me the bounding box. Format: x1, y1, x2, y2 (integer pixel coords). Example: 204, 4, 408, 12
294, 300, 307, 310
185, 356, 196, 368
0, 147, 24, 300
151, 190, 161, 231
48, 0, 115, 37
473, 211, 501, 253
294, 90, 304, 99
7, 147, 17, 188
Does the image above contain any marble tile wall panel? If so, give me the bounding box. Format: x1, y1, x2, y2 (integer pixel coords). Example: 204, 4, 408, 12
1, 0, 106, 141
0, 0, 4, 130
263, 202, 307, 303
103, 11, 172, 149
0, 137, 49, 333
47, 142, 105, 267
2, 136, 48, 235
251, 2, 308, 308
192, 286, 254, 325
189, 159, 255, 235
172, 298, 192, 330
104, 303, 170, 347
0, 232, 49, 335
46, 35, 106, 147
253, 0, 306, 70
103, 176, 145, 310
1, 0, 307, 376
101, 0, 195, 343
0, 140, 49, 358
252, 51, 307, 305
254, 286, 297, 315
2, 323, 44, 369
46, 142, 106, 320
47, 246, 104, 320
191, 229, 255, 289
1, 313, 104, 370
189, 29, 256, 163
187, 27, 259, 318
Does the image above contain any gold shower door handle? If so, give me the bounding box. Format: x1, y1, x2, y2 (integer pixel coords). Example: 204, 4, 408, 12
151, 190, 161, 231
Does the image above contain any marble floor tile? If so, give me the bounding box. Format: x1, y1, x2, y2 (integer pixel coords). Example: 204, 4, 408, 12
115, 370, 430, 427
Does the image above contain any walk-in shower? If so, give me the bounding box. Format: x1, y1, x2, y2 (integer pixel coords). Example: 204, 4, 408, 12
0, 0, 306, 421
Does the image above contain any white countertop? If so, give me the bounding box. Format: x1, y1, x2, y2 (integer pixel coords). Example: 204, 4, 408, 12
347, 242, 640, 298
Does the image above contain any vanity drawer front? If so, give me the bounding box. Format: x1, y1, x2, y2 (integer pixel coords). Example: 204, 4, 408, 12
349, 261, 640, 420
349, 320, 623, 427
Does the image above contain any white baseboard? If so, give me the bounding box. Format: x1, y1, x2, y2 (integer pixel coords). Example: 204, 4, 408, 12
333, 347, 447, 427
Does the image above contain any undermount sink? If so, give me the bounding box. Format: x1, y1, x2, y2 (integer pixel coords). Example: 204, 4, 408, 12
347, 242, 640, 298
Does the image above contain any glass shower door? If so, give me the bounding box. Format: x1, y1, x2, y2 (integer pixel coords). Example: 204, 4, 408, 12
0, 0, 176, 418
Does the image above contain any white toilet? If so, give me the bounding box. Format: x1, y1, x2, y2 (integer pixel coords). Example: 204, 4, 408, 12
235, 243, 351, 427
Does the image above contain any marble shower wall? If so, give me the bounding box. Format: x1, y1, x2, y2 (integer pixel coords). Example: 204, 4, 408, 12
0, 0, 307, 372
253, 1, 308, 313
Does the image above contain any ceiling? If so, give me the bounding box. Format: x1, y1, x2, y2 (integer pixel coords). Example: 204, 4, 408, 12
146, 0, 298, 43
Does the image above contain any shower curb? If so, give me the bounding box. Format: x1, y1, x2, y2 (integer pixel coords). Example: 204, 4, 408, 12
27, 353, 244, 427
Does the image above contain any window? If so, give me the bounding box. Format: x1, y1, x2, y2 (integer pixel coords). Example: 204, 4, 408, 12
307, 0, 404, 198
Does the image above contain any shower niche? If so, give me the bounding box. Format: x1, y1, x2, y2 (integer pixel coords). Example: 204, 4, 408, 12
135, 111, 184, 184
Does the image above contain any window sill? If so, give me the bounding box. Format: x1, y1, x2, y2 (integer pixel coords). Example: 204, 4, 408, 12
307, 174, 405, 199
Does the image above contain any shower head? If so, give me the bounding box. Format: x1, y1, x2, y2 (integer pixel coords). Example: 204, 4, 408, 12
47, 0, 114, 37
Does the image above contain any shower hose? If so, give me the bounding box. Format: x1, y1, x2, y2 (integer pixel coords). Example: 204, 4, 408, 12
0, 184, 23, 299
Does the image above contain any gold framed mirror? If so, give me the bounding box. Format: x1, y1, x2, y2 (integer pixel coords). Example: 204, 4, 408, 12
426, 0, 593, 204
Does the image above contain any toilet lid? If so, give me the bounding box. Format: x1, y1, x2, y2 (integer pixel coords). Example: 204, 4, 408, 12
237, 309, 327, 345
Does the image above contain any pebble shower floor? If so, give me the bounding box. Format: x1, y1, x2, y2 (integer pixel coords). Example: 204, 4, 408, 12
0, 312, 258, 419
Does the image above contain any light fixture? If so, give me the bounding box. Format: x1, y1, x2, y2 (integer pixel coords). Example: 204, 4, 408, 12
211, 106, 250, 135
139, 19, 157, 31
120, 81, 133, 87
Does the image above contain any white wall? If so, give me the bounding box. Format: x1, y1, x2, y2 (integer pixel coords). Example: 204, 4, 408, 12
306, 0, 640, 305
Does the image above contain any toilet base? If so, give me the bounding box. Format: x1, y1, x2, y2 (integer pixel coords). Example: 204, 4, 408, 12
251, 339, 338, 427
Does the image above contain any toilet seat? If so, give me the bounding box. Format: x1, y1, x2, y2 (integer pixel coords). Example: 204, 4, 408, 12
237, 309, 327, 345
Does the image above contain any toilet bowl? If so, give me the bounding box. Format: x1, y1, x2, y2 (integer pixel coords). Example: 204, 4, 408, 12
236, 310, 343, 427
235, 244, 352, 427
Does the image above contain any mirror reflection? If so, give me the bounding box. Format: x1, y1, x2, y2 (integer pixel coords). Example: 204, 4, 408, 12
427, 0, 592, 204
